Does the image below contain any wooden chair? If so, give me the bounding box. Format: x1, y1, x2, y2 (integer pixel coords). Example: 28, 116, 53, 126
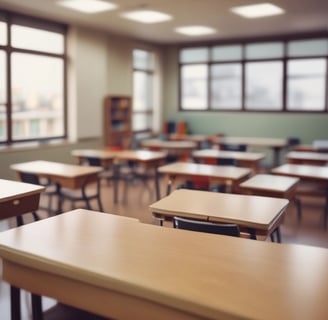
173, 216, 240, 237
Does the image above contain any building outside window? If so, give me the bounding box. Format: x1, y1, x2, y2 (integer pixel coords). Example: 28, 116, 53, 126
0, 11, 67, 145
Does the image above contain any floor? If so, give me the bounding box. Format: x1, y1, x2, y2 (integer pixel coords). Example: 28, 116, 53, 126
0, 175, 327, 319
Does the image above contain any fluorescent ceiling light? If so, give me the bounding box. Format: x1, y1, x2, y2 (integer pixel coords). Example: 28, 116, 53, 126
57, 0, 118, 14
121, 10, 172, 24
230, 3, 285, 18
175, 26, 217, 36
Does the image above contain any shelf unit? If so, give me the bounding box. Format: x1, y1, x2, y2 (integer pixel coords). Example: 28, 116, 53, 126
103, 95, 132, 148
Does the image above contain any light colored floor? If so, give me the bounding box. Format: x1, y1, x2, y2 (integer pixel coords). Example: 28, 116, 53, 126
0, 176, 327, 319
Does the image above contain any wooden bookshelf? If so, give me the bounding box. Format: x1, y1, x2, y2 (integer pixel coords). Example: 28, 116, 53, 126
103, 95, 132, 148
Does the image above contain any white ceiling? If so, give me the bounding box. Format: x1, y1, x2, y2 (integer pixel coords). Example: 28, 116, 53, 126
0, 0, 328, 44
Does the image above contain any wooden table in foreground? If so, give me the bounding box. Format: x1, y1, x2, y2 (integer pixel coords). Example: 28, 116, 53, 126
10, 160, 103, 213
1, 209, 327, 320
149, 189, 289, 240
286, 151, 328, 166
212, 136, 288, 166
158, 162, 251, 195
192, 148, 265, 173
271, 164, 328, 228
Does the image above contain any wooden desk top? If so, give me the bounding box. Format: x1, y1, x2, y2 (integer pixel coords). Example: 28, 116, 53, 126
0, 179, 45, 203
113, 149, 167, 162
71, 149, 119, 159
271, 164, 328, 182
287, 151, 328, 162
213, 136, 288, 148
141, 139, 197, 149
158, 162, 251, 180
193, 149, 265, 161
150, 189, 289, 231
239, 174, 300, 194
169, 134, 212, 142
10, 160, 102, 178
1, 209, 326, 320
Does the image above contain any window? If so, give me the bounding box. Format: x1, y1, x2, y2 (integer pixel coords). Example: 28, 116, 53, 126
179, 36, 328, 112
132, 49, 154, 132
0, 11, 67, 145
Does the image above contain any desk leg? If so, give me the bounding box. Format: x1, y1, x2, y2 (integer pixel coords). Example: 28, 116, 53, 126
31, 294, 43, 320
272, 147, 281, 167
10, 286, 21, 320
154, 169, 160, 200
113, 164, 120, 204
55, 183, 63, 214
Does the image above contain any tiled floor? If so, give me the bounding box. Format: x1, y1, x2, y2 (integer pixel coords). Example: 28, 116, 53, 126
0, 176, 327, 319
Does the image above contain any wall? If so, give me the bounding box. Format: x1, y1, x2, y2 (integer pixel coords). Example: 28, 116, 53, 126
162, 46, 328, 144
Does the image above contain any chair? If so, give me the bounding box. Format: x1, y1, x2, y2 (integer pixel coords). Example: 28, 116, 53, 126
220, 143, 247, 152
60, 175, 104, 212
173, 216, 240, 237
84, 157, 114, 185
19, 172, 57, 219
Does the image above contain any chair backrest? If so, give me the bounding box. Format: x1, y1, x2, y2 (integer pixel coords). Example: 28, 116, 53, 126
216, 157, 237, 166
220, 143, 247, 152
86, 157, 102, 167
19, 172, 41, 185
288, 137, 301, 147
173, 216, 240, 237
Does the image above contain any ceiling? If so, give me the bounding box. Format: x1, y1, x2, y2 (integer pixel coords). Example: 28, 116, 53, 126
0, 0, 328, 44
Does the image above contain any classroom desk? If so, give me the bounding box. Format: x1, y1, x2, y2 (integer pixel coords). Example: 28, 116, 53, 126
112, 149, 167, 202
0, 179, 45, 223
1, 209, 327, 320
192, 149, 265, 173
158, 162, 251, 195
286, 151, 328, 166
149, 189, 288, 241
0, 179, 46, 320
140, 139, 197, 160
168, 134, 212, 148
71, 148, 118, 167
10, 160, 103, 213
212, 136, 288, 166
271, 164, 328, 227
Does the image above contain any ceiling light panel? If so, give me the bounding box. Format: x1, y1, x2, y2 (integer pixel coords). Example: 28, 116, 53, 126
175, 26, 217, 36
120, 10, 172, 24
230, 3, 285, 18
57, 0, 118, 14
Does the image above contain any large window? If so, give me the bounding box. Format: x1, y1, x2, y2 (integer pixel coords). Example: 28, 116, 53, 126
132, 49, 154, 132
179, 36, 328, 112
0, 11, 67, 145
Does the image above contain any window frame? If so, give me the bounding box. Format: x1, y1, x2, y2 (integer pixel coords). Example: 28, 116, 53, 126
0, 10, 67, 146
132, 49, 155, 133
178, 33, 328, 113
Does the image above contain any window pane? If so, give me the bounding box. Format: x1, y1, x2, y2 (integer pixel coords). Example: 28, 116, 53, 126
0, 105, 7, 141
133, 49, 154, 70
11, 53, 64, 140
212, 45, 242, 61
133, 71, 153, 111
288, 39, 328, 57
210, 63, 242, 109
246, 42, 284, 59
287, 59, 326, 111
180, 48, 209, 63
0, 51, 6, 104
0, 21, 7, 45
132, 113, 151, 131
11, 25, 64, 54
181, 64, 208, 110
245, 61, 283, 110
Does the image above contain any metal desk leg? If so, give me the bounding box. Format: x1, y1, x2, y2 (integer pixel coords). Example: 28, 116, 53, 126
10, 286, 21, 320
31, 294, 43, 320
154, 169, 160, 200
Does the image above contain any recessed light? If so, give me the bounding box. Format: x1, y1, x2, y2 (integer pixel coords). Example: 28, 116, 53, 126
57, 0, 118, 14
120, 10, 172, 24
230, 3, 285, 18
175, 26, 217, 36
